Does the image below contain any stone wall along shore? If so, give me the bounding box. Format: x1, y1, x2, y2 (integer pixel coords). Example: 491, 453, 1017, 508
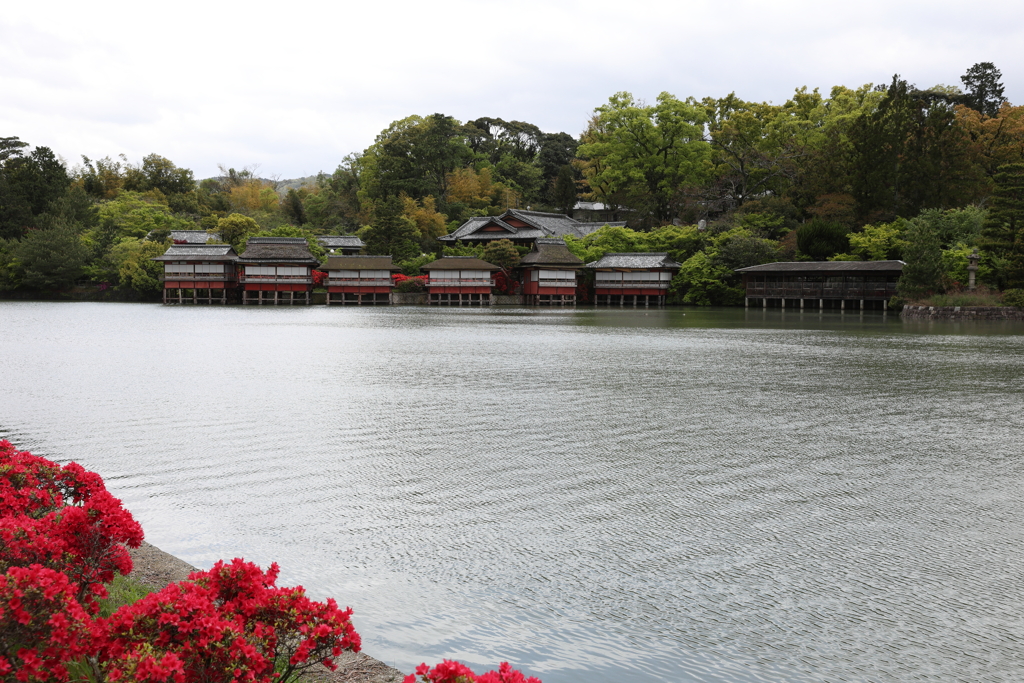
900, 305, 1024, 321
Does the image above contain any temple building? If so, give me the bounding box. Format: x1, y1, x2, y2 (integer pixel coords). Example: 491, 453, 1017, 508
518, 238, 584, 306
587, 253, 680, 307
152, 243, 240, 304
237, 237, 320, 305
421, 256, 501, 306
317, 235, 365, 255
735, 261, 905, 310
439, 209, 625, 248
321, 255, 398, 305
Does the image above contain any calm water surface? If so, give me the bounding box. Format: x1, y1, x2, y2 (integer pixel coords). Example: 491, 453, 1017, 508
1, 302, 1023, 682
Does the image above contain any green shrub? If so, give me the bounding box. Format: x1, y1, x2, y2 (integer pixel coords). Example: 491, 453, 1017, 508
1002, 289, 1024, 307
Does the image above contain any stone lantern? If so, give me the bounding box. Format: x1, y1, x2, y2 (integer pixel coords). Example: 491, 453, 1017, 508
968, 249, 980, 290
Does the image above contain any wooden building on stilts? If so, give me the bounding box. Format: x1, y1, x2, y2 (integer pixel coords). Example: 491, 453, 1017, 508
237, 237, 319, 305
422, 256, 501, 306
519, 238, 584, 306
588, 253, 680, 307
321, 255, 399, 305
152, 243, 240, 304
735, 261, 904, 311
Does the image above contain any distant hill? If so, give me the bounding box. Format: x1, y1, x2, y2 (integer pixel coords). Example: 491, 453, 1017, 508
277, 176, 318, 192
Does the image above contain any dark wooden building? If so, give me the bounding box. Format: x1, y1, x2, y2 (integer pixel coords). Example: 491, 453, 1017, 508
152, 244, 240, 304
422, 256, 501, 306
587, 253, 680, 307
519, 238, 584, 306
317, 235, 365, 255
439, 209, 625, 248
237, 237, 320, 305
735, 261, 905, 310
321, 255, 398, 305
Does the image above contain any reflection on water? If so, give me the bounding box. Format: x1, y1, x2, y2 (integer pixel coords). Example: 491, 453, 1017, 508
2, 302, 1023, 682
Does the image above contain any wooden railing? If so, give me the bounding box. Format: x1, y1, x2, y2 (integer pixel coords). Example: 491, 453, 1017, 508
535, 279, 577, 287
428, 279, 494, 287
240, 275, 312, 284
326, 278, 393, 287
746, 282, 897, 299
161, 274, 234, 281
596, 281, 670, 290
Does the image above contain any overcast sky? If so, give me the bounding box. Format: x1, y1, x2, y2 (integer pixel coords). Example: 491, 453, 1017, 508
2, 0, 1021, 180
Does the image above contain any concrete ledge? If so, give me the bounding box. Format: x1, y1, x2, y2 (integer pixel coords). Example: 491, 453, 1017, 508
494, 295, 525, 305
900, 305, 1024, 321
391, 293, 429, 305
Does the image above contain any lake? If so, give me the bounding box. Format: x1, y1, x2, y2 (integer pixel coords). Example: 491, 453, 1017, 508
1, 302, 1023, 682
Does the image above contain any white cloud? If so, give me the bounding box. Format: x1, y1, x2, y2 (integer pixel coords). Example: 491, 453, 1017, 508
2, 0, 1021, 178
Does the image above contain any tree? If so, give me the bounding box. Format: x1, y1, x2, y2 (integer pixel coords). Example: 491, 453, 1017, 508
216, 213, 261, 252
898, 218, 945, 297
0, 145, 71, 240
578, 92, 711, 226
123, 153, 195, 196
362, 114, 473, 204
701, 94, 797, 210
979, 163, 1024, 287
109, 238, 168, 295
961, 62, 1006, 118
482, 239, 520, 273
549, 165, 577, 214
796, 219, 849, 259
14, 218, 89, 289
363, 198, 421, 261
283, 188, 307, 226
849, 75, 975, 221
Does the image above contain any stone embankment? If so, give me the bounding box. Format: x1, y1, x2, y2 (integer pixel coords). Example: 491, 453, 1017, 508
900, 305, 1024, 321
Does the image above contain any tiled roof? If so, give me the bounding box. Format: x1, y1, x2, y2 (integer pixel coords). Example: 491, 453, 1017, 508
238, 237, 320, 264
151, 244, 238, 261
169, 230, 219, 243
321, 255, 398, 270
735, 260, 906, 273
441, 210, 627, 243
421, 256, 501, 271
519, 239, 585, 267
587, 253, 682, 269
317, 235, 364, 249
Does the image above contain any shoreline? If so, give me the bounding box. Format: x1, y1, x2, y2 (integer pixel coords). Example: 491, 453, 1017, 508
127, 541, 404, 683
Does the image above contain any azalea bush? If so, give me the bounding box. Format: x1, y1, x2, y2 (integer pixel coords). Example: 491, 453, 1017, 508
99, 559, 361, 683
1, 441, 536, 683
405, 661, 540, 683
0, 441, 143, 607
393, 273, 427, 293
0, 565, 94, 683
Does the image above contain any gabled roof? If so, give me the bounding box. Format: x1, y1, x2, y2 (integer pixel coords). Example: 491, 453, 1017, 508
735, 260, 906, 273
151, 244, 239, 262
519, 239, 585, 267
439, 216, 527, 242
317, 235, 364, 249
170, 230, 220, 244
238, 237, 320, 265
587, 253, 682, 269
421, 256, 501, 271
440, 209, 627, 243
321, 255, 398, 271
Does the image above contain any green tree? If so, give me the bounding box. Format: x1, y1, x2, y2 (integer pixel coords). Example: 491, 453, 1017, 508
898, 218, 945, 297
961, 62, 1006, 118
835, 219, 908, 260
216, 213, 260, 252
577, 92, 711, 226
363, 198, 421, 261
482, 239, 521, 272
14, 218, 89, 289
283, 188, 307, 226
109, 238, 169, 295
0, 145, 71, 239
123, 154, 195, 196
849, 75, 974, 221
796, 219, 849, 259
549, 165, 577, 215
979, 163, 1024, 287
